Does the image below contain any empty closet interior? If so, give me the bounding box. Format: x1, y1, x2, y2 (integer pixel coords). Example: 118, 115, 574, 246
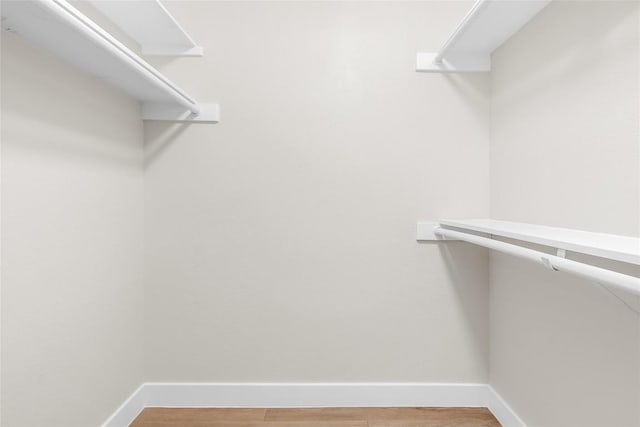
1, 0, 639, 426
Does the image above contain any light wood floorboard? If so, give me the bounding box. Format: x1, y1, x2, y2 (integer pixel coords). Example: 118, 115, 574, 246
130, 407, 501, 426
132, 408, 267, 423
131, 422, 367, 427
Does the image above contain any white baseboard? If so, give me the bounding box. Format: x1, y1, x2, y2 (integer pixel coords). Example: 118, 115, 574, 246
486, 385, 527, 427
144, 382, 489, 408
101, 384, 146, 427
102, 382, 525, 427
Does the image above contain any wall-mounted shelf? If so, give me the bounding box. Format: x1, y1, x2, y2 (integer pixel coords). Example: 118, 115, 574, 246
417, 219, 640, 296
437, 219, 640, 265
416, 0, 551, 73
87, 0, 203, 57
1, 0, 218, 123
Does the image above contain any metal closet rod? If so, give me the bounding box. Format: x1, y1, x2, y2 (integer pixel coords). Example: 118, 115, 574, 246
48, 0, 200, 115
434, 226, 640, 297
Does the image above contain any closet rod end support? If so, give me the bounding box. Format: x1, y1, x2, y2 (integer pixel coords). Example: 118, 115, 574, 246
142, 102, 219, 123
417, 222, 458, 241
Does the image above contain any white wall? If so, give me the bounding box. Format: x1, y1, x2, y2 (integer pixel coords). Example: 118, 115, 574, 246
489, 1, 640, 425
7, 1, 638, 425
0, 32, 145, 427
144, 1, 491, 383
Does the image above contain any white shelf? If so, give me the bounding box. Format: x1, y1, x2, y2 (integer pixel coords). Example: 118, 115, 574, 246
416, 0, 550, 72
88, 0, 203, 57
1, 0, 217, 123
437, 219, 640, 266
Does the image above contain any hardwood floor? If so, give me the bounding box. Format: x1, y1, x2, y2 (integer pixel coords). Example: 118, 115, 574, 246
130, 407, 501, 426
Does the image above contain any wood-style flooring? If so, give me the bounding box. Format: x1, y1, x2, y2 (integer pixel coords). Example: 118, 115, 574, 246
130, 407, 501, 426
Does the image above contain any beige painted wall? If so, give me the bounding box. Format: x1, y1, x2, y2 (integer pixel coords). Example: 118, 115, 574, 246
490, 1, 640, 426
0, 32, 145, 427
144, 1, 491, 382
7, 1, 638, 425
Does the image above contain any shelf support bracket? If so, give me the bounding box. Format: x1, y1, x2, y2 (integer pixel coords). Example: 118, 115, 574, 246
142, 102, 219, 123
416, 52, 490, 73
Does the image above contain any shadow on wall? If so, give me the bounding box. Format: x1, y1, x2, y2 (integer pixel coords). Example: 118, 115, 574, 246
1, 34, 143, 166
418, 240, 490, 373
492, 0, 639, 108
144, 123, 191, 167
567, 252, 640, 315
415, 71, 490, 139
443, 72, 490, 125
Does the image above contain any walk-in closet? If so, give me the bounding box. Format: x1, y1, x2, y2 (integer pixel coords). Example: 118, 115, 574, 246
1, 1, 639, 426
